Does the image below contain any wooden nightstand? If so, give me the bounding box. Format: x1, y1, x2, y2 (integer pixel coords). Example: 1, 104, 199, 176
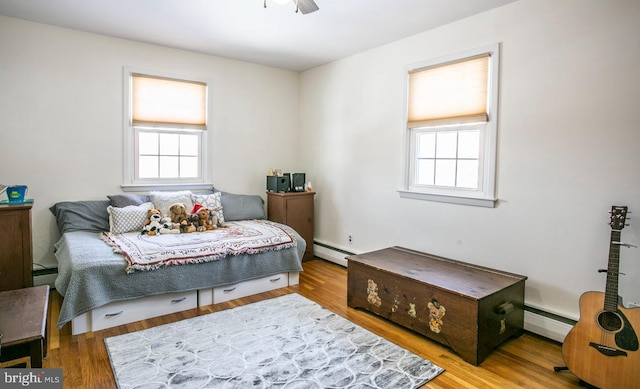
0, 203, 33, 291
267, 192, 315, 261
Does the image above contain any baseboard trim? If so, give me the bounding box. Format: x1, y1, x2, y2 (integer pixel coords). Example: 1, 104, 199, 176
313, 241, 574, 343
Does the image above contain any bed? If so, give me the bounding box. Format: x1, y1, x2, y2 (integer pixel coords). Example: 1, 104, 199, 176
51, 190, 305, 335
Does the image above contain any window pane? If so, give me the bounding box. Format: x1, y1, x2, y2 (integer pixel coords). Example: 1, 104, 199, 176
159, 156, 179, 178
139, 132, 158, 155
159, 133, 179, 156
458, 130, 480, 159
180, 134, 199, 156
434, 159, 456, 186
436, 132, 457, 158
139, 156, 158, 178
457, 160, 479, 189
135, 129, 202, 180
180, 156, 198, 178
417, 133, 436, 158
416, 159, 435, 185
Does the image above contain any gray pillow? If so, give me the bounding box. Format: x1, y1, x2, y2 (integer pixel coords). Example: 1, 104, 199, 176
49, 200, 111, 234
107, 194, 151, 208
194, 189, 216, 195
221, 192, 266, 221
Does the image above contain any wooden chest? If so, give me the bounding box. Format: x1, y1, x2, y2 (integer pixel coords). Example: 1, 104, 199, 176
347, 246, 527, 365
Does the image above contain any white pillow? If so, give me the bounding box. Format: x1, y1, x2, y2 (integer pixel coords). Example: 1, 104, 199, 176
107, 202, 154, 234
149, 191, 194, 217
191, 192, 225, 225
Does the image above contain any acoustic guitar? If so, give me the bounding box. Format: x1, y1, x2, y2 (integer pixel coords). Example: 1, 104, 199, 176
562, 206, 640, 389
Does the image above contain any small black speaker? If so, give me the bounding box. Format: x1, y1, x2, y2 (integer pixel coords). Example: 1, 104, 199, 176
292, 173, 306, 192
266, 176, 278, 192
277, 173, 291, 192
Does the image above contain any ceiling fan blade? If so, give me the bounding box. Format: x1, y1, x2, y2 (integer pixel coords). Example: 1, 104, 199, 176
297, 0, 319, 14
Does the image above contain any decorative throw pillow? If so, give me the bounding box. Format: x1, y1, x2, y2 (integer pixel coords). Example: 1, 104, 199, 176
149, 191, 194, 217
191, 192, 225, 225
107, 202, 154, 234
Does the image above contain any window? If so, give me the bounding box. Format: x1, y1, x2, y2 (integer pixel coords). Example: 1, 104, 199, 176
399, 44, 500, 207
123, 69, 211, 191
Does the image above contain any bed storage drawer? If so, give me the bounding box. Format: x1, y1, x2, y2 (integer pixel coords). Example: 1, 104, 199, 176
89, 290, 197, 332
198, 272, 290, 306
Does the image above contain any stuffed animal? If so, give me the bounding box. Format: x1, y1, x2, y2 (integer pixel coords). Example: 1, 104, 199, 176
189, 213, 203, 232
143, 208, 161, 227
169, 203, 190, 224
208, 206, 223, 227
191, 204, 216, 231
142, 209, 179, 236
178, 217, 196, 233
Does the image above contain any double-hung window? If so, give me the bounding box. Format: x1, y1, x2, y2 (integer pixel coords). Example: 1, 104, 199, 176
400, 44, 500, 207
123, 69, 210, 191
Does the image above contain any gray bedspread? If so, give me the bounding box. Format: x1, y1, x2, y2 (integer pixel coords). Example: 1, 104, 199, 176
54, 223, 305, 329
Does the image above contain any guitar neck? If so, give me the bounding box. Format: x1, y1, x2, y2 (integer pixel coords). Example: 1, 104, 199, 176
604, 229, 621, 312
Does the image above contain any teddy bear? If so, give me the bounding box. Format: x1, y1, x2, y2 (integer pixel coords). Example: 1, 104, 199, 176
169, 203, 190, 224
142, 209, 179, 236
178, 217, 196, 233
189, 213, 203, 232
168, 202, 193, 232
191, 204, 216, 231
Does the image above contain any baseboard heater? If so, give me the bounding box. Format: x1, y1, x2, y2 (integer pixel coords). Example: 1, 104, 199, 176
33, 267, 58, 288
313, 240, 575, 343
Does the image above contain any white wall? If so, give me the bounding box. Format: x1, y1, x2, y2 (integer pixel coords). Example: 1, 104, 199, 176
299, 0, 640, 320
0, 16, 300, 269
2, 0, 639, 324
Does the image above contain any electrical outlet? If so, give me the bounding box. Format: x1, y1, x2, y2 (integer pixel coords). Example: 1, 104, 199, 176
348, 234, 353, 245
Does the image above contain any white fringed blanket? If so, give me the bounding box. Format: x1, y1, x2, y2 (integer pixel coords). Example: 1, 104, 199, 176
102, 220, 297, 273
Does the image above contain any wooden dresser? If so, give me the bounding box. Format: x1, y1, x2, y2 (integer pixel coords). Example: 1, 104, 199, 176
267, 192, 315, 261
0, 203, 33, 291
347, 246, 527, 365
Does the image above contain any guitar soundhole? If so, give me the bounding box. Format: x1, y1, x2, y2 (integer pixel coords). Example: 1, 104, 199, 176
598, 311, 623, 332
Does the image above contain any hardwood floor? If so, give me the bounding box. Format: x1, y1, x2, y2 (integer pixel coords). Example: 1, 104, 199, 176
44, 258, 584, 388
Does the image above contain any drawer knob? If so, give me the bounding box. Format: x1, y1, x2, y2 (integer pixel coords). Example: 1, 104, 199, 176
171, 297, 187, 304
270, 277, 281, 283
223, 287, 237, 293
104, 311, 124, 318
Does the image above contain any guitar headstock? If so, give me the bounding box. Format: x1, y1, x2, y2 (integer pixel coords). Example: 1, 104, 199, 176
610, 205, 628, 230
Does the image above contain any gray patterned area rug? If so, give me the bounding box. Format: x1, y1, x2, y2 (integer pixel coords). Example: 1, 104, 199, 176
104, 293, 444, 388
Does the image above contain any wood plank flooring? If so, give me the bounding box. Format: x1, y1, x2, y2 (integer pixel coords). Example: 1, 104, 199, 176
44, 258, 584, 388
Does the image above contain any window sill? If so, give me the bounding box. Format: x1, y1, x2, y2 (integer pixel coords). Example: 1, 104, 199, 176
398, 189, 496, 208
121, 183, 215, 193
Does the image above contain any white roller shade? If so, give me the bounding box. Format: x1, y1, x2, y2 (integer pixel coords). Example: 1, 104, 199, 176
408, 54, 489, 128
132, 74, 207, 130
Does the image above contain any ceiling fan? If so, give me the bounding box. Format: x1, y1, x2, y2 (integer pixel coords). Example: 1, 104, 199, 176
264, 0, 319, 14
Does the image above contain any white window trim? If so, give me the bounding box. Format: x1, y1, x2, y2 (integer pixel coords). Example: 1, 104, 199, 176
122, 67, 212, 192
399, 43, 500, 208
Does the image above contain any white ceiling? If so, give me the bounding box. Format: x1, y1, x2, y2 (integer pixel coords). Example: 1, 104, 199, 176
0, 0, 517, 71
